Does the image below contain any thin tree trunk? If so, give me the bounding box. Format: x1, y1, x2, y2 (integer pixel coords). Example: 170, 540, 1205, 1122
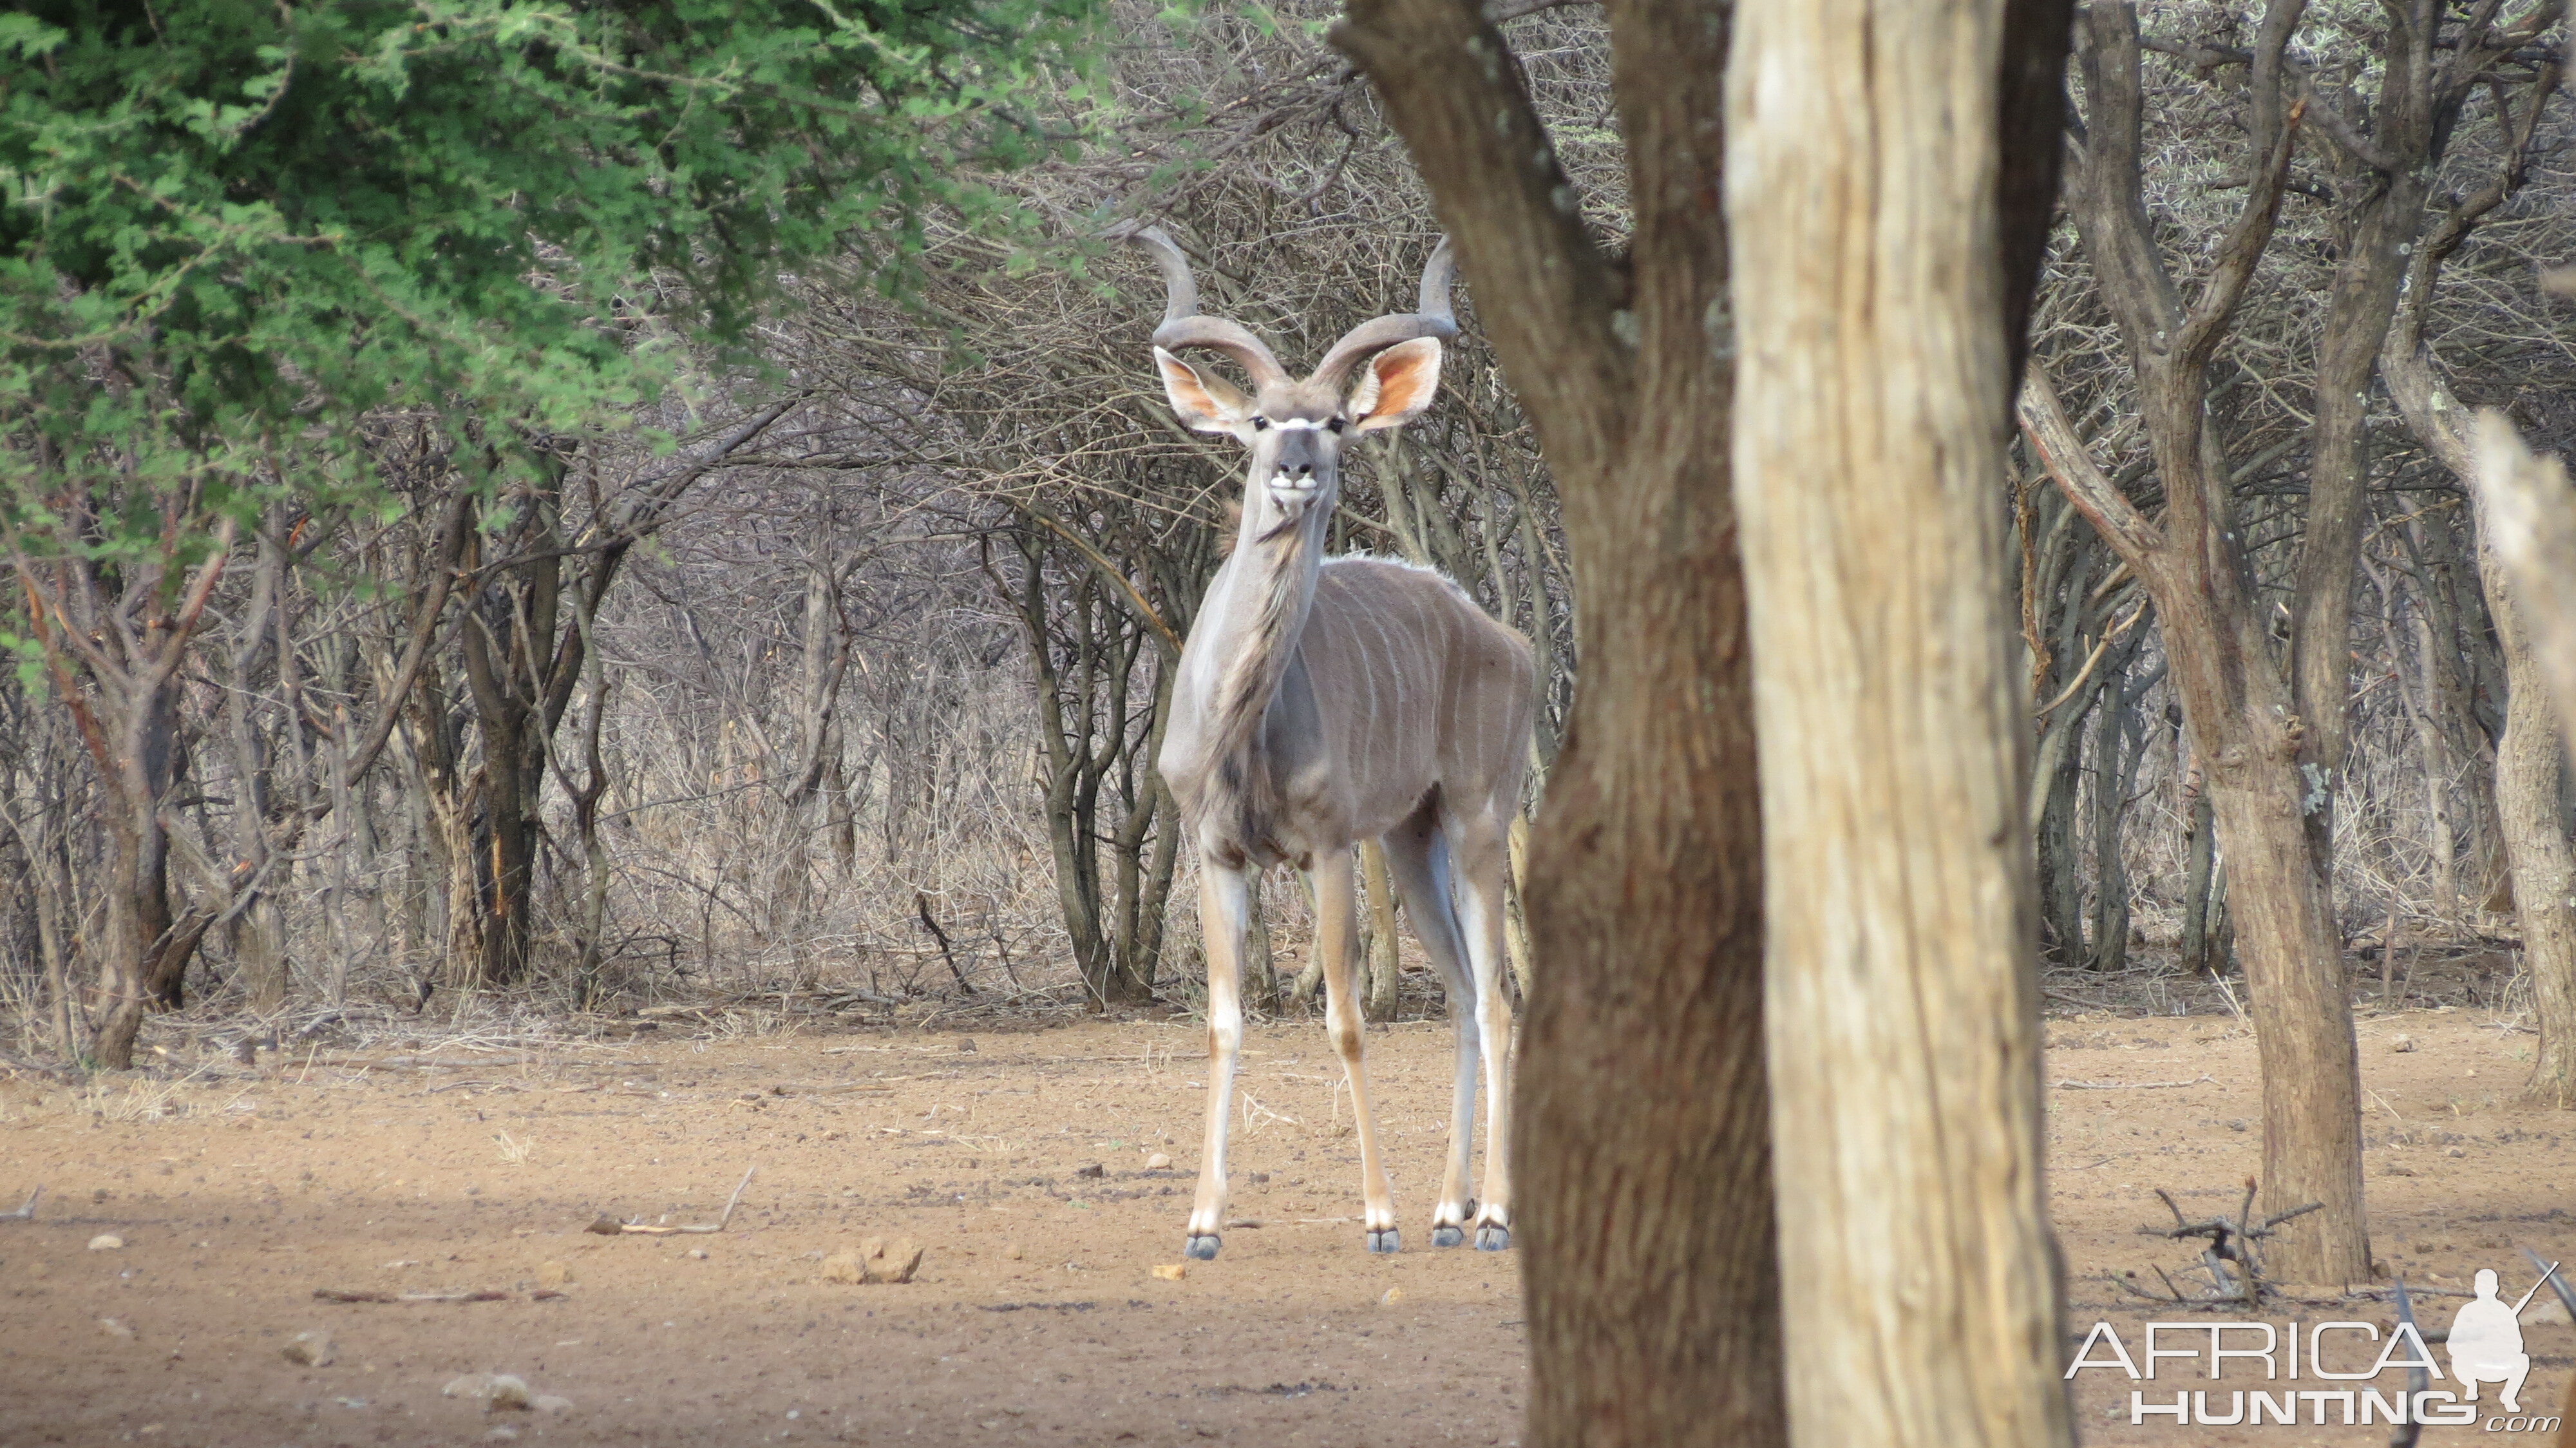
1242, 876, 1278, 1015
2486, 581, 2576, 1104
2372, 549, 2465, 919
1359, 839, 1400, 1023
225, 519, 289, 1011
2088, 685, 2142, 974
2407, 504, 2512, 910
2180, 789, 2219, 974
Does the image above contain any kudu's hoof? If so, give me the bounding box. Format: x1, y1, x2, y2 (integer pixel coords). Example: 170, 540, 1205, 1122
1475, 1224, 1512, 1252
1430, 1224, 1467, 1249
1184, 1234, 1221, 1261
1365, 1228, 1402, 1255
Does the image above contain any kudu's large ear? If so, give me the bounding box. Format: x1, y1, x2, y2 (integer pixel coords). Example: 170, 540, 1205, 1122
1155, 347, 1251, 433
1347, 337, 1443, 432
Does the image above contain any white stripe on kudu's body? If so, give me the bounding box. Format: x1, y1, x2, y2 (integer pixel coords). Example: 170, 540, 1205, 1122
1128, 227, 1535, 1259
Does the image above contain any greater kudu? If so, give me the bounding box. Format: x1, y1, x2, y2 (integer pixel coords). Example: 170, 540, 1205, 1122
1132, 227, 1535, 1259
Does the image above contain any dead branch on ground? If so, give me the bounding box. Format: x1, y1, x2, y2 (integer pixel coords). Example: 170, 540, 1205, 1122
584, 1163, 756, 1235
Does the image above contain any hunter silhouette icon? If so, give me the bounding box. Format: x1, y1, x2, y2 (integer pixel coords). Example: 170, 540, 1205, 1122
2446, 1264, 2554, 1414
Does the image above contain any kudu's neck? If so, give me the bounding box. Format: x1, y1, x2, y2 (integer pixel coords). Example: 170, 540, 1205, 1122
1205, 476, 1330, 714
1185, 476, 1332, 852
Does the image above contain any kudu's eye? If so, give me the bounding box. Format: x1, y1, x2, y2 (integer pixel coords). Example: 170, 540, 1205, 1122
1250, 415, 1271, 431
1326, 417, 1348, 434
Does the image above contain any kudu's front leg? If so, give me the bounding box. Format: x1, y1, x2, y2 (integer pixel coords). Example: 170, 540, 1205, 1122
1184, 861, 1251, 1261
1314, 847, 1402, 1252
1454, 815, 1515, 1251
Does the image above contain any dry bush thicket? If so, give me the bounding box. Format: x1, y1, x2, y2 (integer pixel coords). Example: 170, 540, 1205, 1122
0, 0, 2569, 1056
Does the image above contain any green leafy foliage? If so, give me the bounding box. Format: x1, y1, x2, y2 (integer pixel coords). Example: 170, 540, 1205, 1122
0, 0, 1104, 567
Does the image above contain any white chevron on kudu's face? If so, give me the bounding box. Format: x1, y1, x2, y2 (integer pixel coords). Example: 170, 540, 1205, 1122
1125, 226, 1535, 1262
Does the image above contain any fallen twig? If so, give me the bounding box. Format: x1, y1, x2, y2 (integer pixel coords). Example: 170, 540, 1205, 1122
585, 1163, 757, 1235
294, 1054, 543, 1071
1, 1186, 41, 1221
2055, 1074, 2217, 1090
314, 1288, 567, 1304
2141, 1180, 2323, 1306
2524, 1246, 2576, 1320
2040, 987, 2121, 1011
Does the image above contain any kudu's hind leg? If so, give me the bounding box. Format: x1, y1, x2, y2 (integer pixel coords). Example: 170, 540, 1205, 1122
1448, 808, 1516, 1250
1381, 815, 1481, 1248
1184, 860, 1252, 1261
1314, 846, 1402, 1253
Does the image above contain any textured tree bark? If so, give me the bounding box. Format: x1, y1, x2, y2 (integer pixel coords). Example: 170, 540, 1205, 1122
2286, 18, 2434, 823
2022, 367, 2371, 1286
2179, 790, 2220, 974
458, 482, 560, 990
2088, 680, 2146, 975
2484, 565, 2576, 1107
2383, 262, 2576, 1107
1359, 839, 1401, 1024
2288, 0, 2557, 853
16, 515, 236, 1067
225, 522, 290, 1012
2038, 0, 2373, 1286
2466, 416, 2576, 1108
1333, 0, 1783, 1439
1728, 0, 2073, 1438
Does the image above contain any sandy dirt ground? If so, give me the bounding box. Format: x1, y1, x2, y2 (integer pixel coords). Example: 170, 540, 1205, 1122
1, 1000, 2570, 1447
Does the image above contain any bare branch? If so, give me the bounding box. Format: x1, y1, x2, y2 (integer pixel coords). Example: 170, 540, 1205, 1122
2017, 367, 2166, 577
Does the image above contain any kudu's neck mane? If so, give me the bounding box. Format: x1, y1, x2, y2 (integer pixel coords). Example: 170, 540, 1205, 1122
1200, 494, 1326, 865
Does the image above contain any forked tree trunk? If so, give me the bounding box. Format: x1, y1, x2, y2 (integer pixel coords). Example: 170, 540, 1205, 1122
1727, 0, 2072, 1438
2038, 0, 2373, 1286
1342, 0, 2070, 1433
1334, 0, 1783, 1440
2023, 372, 2371, 1286
451, 408, 789, 992
18, 517, 236, 1068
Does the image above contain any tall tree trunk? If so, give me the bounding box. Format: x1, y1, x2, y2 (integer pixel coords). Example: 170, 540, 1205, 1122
2456, 414, 2576, 1107
2026, 370, 2371, 1284
1728, 0, 2072, 1436
2038, 0, 2373, 1286
2179, 788, 2221, 975
225, 519, 289, 1011
17, 518, 236, 1068
2286, 2, 2438, 828
458, 478, 563, 989
2376, 55, 2571, 1095
1334, 0, 1786, 1438
2482, 557, 2576, 1107
450, 407, 791, 991
2405, 504, 2513, 910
